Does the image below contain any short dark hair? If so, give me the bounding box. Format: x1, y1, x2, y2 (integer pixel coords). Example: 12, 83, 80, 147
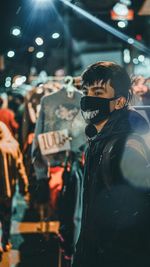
81, 61, 132, 100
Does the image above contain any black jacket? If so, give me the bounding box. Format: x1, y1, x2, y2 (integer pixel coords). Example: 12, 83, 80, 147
73, 108, 150, 267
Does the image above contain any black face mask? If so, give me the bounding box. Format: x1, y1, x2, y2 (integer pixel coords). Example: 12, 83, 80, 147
80, 96, 118, 124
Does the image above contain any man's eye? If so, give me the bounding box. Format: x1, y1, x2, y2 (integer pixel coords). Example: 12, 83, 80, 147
95, 91, 102, 96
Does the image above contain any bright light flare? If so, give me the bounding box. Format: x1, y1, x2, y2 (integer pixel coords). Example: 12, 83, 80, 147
6, 77, 11, 82
35, 37, 44, 46
34, 0, 50, 3
7, 51, 15, 58
32, 0, 52, 8
133, 58, 139, 65
36, 51, 44, 58
52, 32, 60, 39
138, 55, 145, 63
123, 49, 131, 64
118, 21, 127, 28
11, 27, 21, 37
113, 3, 129, 16
128, 38, 134, 44
5, 81, 11, 88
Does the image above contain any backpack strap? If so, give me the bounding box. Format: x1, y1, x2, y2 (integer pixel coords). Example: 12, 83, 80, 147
100, 134, 128, 189
126, 134, 150, 167
101, 133, 150, 189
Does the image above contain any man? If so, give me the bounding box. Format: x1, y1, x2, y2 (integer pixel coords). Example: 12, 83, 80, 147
72, 62, 150, 267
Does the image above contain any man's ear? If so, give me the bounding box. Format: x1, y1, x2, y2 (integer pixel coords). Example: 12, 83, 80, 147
115, 97, 127, 110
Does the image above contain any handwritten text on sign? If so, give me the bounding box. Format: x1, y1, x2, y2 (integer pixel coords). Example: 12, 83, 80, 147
38, 129, 71, 155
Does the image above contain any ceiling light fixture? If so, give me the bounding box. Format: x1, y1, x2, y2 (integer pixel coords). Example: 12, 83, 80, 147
113, 3, 129, 16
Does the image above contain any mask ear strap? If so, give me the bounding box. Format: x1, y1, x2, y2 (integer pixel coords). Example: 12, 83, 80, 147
126, 92, 131, 105
109, 96, 120, 101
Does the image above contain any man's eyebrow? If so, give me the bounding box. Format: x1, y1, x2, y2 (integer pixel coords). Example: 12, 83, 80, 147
91, 86, 106, 92
82, 85, 107, 92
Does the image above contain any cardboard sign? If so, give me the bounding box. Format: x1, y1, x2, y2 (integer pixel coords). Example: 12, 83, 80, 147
38, 129, 71, 155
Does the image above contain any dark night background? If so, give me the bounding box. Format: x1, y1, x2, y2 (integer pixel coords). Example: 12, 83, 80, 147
0, 0, 149, 85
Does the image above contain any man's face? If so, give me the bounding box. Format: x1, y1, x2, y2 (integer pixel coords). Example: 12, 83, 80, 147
82, 80, 116, 112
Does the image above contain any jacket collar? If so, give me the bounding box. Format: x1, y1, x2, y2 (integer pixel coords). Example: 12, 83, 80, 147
91, 107, 149, 143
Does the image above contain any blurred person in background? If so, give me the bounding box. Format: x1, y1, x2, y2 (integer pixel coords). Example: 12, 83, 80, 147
132, 76, 150, 123
0, 121, 28, 259
0, 96, 19, 136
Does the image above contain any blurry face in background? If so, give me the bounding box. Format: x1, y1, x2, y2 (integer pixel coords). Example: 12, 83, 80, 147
132, 76, 148, 97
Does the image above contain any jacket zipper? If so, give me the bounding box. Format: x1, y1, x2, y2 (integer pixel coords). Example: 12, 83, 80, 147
80, 139, 92, 262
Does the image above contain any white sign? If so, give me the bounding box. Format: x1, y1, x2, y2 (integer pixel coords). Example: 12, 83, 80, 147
38, 129, 71, 155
